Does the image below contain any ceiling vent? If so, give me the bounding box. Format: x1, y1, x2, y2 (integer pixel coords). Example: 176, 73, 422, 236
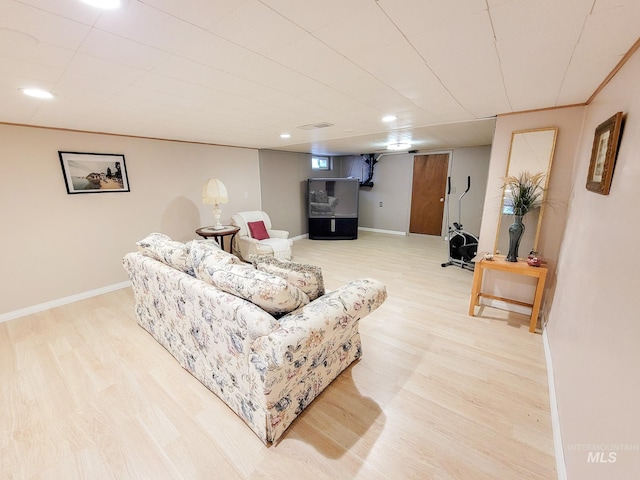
297, 122, 334, 130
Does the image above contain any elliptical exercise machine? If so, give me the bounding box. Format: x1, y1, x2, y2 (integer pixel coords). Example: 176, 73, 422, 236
441, 176, 479, 271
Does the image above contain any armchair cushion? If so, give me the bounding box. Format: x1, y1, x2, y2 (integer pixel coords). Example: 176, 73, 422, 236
247, 220, 270, 240
231, 211, 293, 261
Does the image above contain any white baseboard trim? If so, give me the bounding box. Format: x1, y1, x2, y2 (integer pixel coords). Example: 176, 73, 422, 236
543, 328, 567, 480
0, 281, 132, 324
358, 227, 407, 236
291, 233, 309, 241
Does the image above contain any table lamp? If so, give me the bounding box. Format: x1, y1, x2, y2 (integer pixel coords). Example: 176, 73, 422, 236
202, 178, 228, 229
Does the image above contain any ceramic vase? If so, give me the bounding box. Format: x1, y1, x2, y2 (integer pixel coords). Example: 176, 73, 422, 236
506, 215, 525, 262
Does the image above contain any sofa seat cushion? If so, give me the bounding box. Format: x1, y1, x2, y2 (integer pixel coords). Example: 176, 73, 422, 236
207, 264, 309, 317
136, 232, 194, 275
250, 255, 325, 301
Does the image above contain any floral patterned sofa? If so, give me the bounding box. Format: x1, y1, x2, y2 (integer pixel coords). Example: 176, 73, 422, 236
122, 233, 387, 445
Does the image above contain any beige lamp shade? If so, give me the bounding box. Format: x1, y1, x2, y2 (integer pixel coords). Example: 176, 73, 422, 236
202, 178, 228, 205
202, 178, 229, 230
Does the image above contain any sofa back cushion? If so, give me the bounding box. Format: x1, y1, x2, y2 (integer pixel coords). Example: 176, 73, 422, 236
206, 264, 309, 317
137, 233, 194, 275
250, 255, 325, 301
190, 241, 242, 279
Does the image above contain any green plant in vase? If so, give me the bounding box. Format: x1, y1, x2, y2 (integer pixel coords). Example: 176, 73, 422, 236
501, 171, 546, 262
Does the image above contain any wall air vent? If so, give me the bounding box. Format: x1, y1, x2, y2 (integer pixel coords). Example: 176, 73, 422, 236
297, 122, 334, 130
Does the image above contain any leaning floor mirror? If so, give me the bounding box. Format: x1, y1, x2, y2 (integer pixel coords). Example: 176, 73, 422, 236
495, 127, 558, 257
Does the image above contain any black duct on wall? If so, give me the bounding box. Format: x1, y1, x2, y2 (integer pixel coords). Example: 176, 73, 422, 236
359, 153, 377, 188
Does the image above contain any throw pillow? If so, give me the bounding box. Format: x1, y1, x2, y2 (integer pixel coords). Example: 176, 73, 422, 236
136, 233, 193, 275
247, 220, 270, 240
190, 241, 241, 281
249, 255, 325, 301
211, 264, 309, 317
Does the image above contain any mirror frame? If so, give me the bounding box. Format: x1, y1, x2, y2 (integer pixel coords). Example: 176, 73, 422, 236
494, 127, 558, 255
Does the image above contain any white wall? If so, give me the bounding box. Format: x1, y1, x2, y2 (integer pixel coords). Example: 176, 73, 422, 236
545, 48, 640, 478
1, 124, 261, 316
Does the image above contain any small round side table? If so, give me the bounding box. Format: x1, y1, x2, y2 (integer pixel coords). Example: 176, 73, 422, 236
195, 225, 240, 252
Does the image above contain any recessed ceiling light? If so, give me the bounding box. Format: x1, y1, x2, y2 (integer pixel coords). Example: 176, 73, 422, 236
280, 133, 291, 139
79, 0, 122, 9
387, 142, 411, 151
382, 115, 397, 122
21, 88, 54, 99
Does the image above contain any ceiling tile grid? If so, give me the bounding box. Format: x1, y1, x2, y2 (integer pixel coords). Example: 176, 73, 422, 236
0, 0, 638, 154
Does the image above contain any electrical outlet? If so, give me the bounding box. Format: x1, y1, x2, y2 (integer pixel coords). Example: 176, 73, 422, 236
379, 201, 383, 207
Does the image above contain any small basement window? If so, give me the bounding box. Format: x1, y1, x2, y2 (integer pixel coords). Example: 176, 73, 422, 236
312, 156, 330, 170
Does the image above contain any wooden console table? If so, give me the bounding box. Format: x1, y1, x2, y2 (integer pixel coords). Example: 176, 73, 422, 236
468, 255, 548, 333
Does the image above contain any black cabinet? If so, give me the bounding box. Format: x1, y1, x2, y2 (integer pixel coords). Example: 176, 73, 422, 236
308, 178, 359, 240
308, 217, 358, 240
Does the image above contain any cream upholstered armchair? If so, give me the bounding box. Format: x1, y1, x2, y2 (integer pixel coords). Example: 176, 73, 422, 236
231, 211, 293, 261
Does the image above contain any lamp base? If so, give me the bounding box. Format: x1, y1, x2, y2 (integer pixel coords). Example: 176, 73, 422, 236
212, 206, 223, 230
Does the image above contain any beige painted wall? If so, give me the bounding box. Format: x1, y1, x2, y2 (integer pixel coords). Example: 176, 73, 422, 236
357, 152, 414, 232
546, 49, 640, 478
258, 150, 343, 237
352, 147, 491, 235
477, 106, 584, 309
449, 146, 491, 237
1, 124, 261, 315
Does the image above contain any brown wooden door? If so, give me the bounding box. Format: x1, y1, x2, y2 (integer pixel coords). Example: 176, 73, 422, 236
409, 153, 449, 235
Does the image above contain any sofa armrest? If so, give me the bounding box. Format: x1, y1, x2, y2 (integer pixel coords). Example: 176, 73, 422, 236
249, 278, 386, 379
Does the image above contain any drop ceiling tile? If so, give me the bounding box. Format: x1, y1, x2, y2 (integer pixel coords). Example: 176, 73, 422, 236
14, 0, 102, 24
0, 40, 74, 69
559, 57, 623, 105
261, 0, 371, 33
134, 0, 244, 31
60, 56, 146, 96
152, 55, 256, 96
571, 3, 640, 59
377, 0, 488, 38
410, 11, 503, 101
79, 29, 168, 71
0, 83, 43, 122
0, 1, 90, 50
312, 2, 404, 58
0, 56, 63, 87
93, 1, 203, 53
207, 0, 308, 56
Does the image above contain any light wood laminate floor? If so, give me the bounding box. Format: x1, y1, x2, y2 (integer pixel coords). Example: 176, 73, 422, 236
1, 232, 556, 479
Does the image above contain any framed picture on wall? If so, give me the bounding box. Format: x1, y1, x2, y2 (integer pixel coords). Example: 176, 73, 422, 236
59, 151, 130, 194
586, 112, 623, 195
